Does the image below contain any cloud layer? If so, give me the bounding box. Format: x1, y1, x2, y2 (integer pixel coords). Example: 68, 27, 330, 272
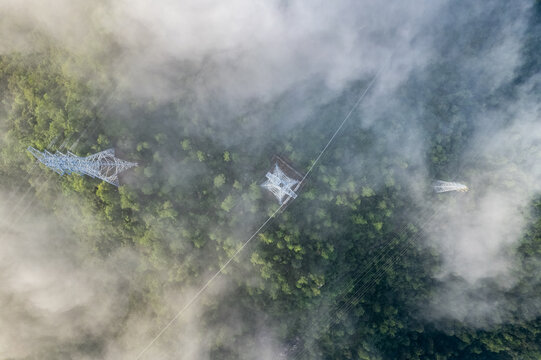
0, 0, 539, 358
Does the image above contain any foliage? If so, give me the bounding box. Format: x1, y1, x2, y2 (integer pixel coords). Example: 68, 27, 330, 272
1, 3, 541, 359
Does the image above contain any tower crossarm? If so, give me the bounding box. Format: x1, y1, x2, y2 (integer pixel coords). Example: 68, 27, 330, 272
261, 163, 300, 204
27, 147, 137, 187
265, 172, 298, 199
433, 180, 469, 193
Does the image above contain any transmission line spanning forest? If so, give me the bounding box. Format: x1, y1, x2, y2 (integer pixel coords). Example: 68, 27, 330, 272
0, 1, 541, 359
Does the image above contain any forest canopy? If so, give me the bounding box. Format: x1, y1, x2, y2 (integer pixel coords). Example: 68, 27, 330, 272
0, 0, 540, 359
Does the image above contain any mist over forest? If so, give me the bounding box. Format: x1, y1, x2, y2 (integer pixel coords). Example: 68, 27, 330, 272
0, 0, 540, 359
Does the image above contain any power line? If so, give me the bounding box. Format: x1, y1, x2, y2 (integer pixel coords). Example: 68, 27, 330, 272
289, 164, 478, 358
134, 71, 381, 359
289, 204, 444, 359
135, 203, 285, 359
300, 72, 379, 185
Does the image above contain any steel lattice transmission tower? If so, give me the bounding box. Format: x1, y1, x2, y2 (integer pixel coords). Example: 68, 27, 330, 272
261, 163, 300, 205
433, 180, 469, 193
28, 147, 137, 186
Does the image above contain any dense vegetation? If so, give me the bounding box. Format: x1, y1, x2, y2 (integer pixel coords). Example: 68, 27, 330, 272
1, 2, 540, 359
